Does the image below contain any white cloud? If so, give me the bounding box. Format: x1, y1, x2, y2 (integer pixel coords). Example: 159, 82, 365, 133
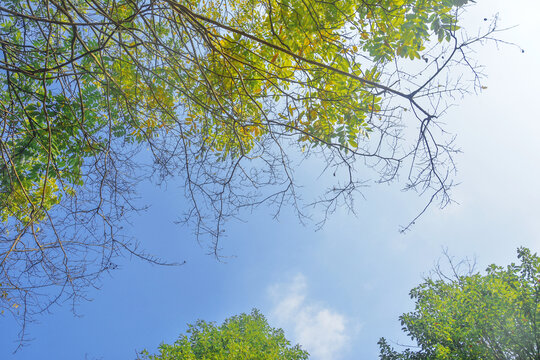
268, 274, 350, 360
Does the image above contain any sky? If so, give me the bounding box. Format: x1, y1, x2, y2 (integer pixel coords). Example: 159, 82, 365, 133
1, 0, 540, 359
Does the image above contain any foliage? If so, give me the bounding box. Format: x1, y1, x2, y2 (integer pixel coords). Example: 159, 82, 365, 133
138, 309, 309, 360
0, 0, 499, 341
379, 247, 540, 359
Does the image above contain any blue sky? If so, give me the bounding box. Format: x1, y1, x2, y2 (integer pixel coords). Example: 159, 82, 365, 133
1, 0, 540, 359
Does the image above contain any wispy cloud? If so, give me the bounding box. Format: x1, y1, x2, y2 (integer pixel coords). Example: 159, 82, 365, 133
268, 274, 350, 360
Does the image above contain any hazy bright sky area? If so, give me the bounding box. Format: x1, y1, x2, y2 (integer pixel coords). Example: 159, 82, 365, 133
1, 0, 539, 359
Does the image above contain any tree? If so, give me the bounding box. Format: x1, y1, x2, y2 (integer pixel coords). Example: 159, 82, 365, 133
379, 247, 540, 359
138, 309, 309, 360
0, 0, 499, 340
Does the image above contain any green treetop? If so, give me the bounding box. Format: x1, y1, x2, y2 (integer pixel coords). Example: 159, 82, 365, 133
139, 309, 309, 360
379, 247, 540, 360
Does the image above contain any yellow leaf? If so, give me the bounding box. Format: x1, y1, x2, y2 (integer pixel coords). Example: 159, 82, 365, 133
288, 106, 295, 116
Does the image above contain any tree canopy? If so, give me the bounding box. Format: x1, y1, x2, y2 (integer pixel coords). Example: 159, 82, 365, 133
138, 309, 309, 360
0, 0, 497, 338
379, 247, 540, 360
